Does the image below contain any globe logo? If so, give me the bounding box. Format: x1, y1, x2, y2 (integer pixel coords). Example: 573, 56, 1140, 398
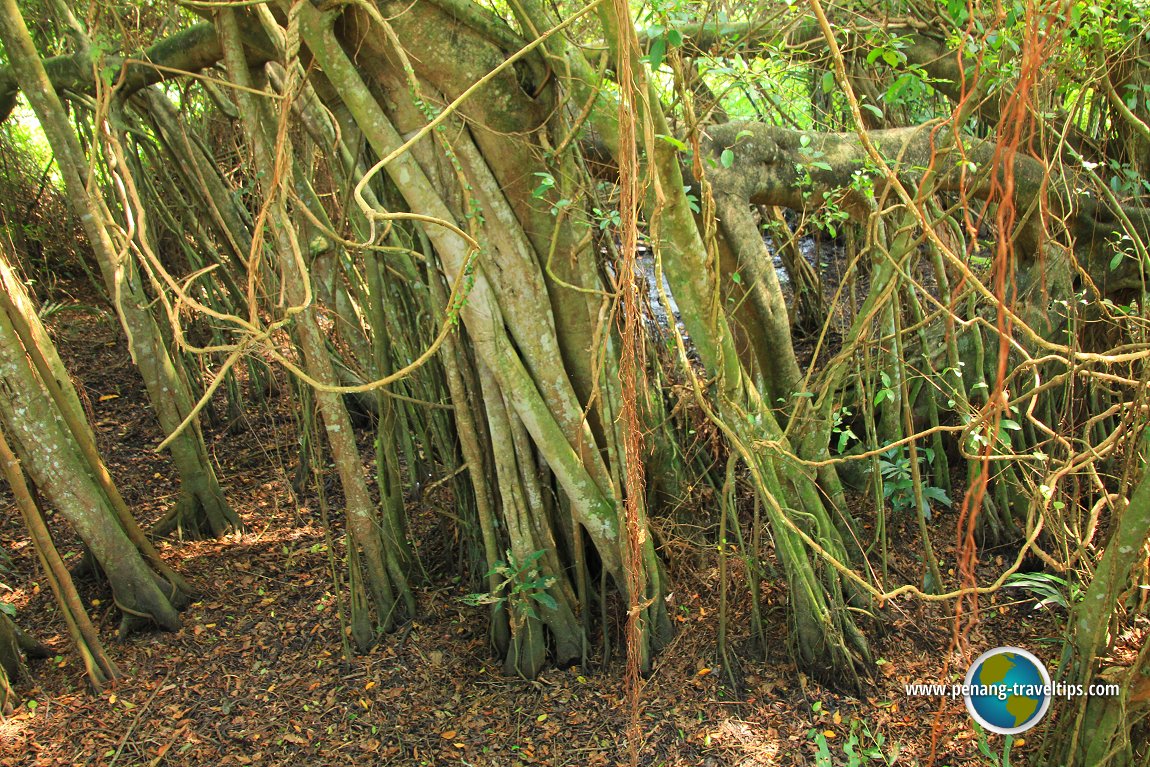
964, 647, 1052, 734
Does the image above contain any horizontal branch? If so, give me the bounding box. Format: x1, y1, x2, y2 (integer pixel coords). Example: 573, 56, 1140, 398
703, 121, 1150, 288
0, 21, 274, 122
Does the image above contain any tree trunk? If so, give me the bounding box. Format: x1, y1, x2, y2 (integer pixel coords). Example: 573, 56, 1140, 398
0, 245, 188, 634
1043, 430, 1150, 766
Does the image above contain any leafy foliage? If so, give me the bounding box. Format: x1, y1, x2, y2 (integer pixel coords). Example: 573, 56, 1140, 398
809, 716, 902, 766
461, 549, 557, 620
877, 448, 952, 520
1004, 571, 1082, 611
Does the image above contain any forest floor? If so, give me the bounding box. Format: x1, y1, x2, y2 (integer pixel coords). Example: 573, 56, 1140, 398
0, 301, 1065, 767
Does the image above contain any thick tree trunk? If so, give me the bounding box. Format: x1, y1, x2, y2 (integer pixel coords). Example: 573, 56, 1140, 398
0, 611, 50, 713
294, 1, 677, 668
1043, 432, 1150, 766
0, 239, 192, 636
0, 299, 187, 633
0, 421, 119, 692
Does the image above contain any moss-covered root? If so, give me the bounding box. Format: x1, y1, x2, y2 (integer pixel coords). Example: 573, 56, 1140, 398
152, 478, 239, 540
0, 612, 50, 713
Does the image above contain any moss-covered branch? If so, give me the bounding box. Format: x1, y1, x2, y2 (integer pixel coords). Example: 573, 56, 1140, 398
0, 21, 273, 121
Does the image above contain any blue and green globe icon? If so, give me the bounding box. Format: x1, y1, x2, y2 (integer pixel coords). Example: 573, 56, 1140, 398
964, 647, 1052, 734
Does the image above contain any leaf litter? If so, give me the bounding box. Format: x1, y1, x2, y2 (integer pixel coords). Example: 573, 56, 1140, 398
0, 296, 1072, 766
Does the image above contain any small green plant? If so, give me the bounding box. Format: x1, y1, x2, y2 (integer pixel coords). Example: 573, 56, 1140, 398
965, 409, 1023, 452
531, 172, 571, 216
36, 300, 98, 321
682, 185, 701, 213
873, 371, 896, 406
877, 447, 952, 519
591, 206, 621, 231
846, 719, 901, 765
1106, 159, 1150, 201
832, 406, 859, 454
793, 135, 833, 201
975, 724, 1013, 766
807, 717, 902, 766
790, 135, 853, 237
462, 549, 557, 619
1004, 571, 1082, 611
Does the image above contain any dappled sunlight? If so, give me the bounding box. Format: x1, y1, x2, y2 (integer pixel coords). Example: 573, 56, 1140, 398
0, 712, 32, 745
711, 717, 783, 765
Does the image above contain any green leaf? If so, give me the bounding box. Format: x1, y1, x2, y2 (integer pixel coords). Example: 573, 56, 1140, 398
821, 70, 836, 94
520, 549, 546, 567
647, 37, 667, 70
531, 591, 558, 610
531, 172, 555, 199
861, 103, 884, 120
1110, 251, 1125, 271
461, 592, 502, 606
948, 0, 970, 24
666, 29, 683, 48
836, 428, 857, 454
656, 133, 687, 152
922, 486, 953, 507
720, 148, 735, 168
815, 732, 832, 767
